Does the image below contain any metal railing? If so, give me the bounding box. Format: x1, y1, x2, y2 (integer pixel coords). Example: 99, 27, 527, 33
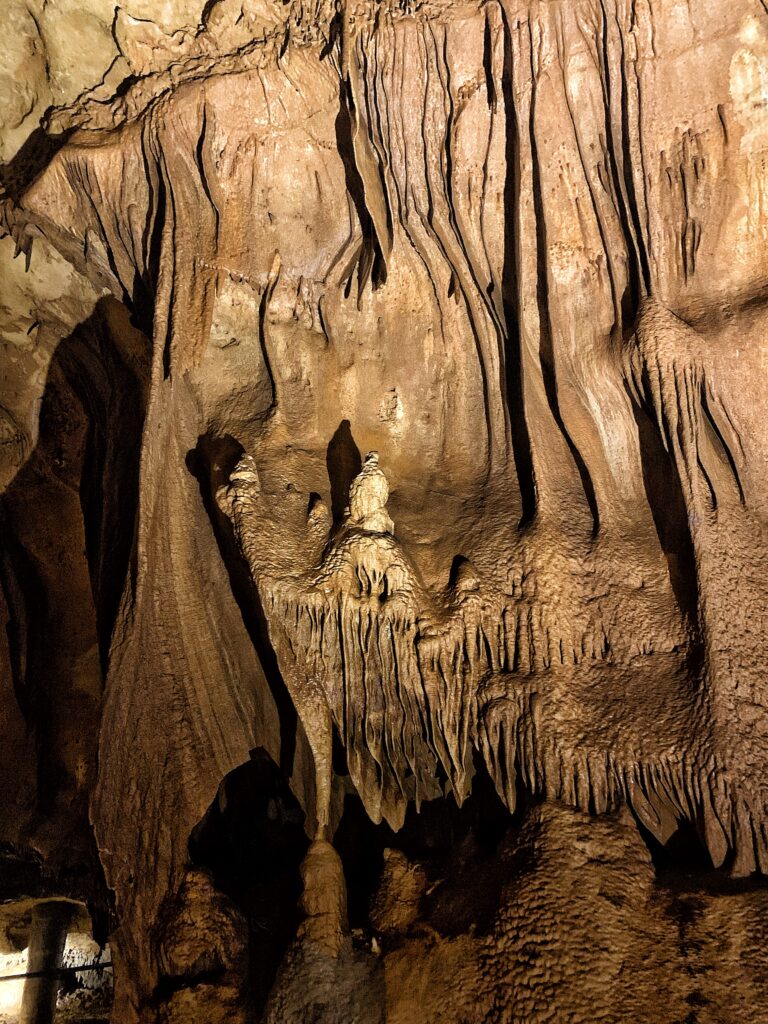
0, 962, 113, 983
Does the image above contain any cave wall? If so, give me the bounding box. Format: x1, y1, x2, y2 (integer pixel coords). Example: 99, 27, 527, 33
2, 0, 768, 1021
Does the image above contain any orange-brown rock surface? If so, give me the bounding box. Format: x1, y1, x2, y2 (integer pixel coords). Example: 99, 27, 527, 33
2, 0, 768, 1021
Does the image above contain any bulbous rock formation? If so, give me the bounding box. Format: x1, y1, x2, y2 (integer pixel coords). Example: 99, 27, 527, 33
2, 0, 768, 1021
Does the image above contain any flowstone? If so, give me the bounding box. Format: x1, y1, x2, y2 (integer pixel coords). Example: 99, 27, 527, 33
2, 0, 768, 1021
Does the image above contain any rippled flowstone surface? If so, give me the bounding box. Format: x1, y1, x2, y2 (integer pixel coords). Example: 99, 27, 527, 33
2, 1, 768, 1021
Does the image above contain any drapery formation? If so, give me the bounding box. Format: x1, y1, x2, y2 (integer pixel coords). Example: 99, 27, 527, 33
2, 0, 768, 1017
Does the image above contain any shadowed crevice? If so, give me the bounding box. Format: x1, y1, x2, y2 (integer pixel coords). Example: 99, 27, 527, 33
326, 419, 362, 526
0, 126, 73, 207
499, 6, 537, 528
189, 749, 309, 1016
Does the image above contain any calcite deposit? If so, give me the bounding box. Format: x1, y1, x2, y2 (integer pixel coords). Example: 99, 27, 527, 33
2, 0, 768, 1021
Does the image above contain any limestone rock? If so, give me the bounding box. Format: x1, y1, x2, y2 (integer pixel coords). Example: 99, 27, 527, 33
346, 452, 395, 535
2, 0, 768, 1022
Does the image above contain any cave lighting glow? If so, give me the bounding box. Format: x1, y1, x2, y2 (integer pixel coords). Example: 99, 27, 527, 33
0, 947, 28, 1018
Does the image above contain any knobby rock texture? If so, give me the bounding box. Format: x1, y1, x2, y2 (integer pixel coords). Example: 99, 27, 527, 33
1, 0, 768, 1021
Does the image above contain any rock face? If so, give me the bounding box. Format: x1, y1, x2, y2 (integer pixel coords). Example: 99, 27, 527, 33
2, 0, 768, 1021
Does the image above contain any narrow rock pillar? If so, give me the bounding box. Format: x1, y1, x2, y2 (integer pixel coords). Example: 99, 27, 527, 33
298, 840, 349, 957
20, 901, 72, 1024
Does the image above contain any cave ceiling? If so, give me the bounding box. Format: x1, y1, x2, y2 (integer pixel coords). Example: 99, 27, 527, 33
2, 1, 768, 1022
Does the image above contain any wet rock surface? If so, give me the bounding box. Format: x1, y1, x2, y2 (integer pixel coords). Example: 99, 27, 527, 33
2, 0, 768, 1021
